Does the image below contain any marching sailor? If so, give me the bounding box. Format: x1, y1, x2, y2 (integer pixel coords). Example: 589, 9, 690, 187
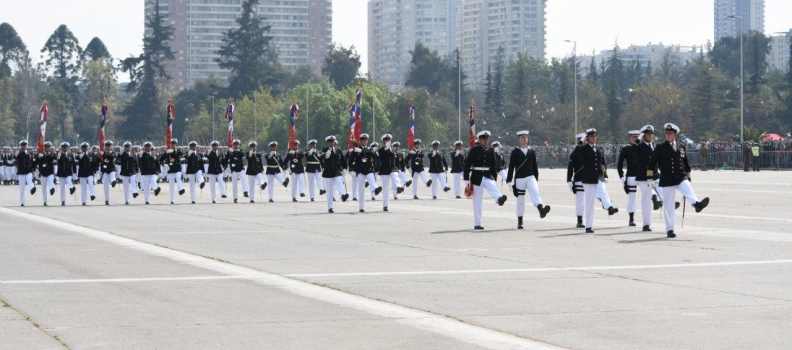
37, 142, 56, 206
490, 141, 508, 183
15, 140, 36, 206
304, 139, 326, 201
265, 141, 289, 202
580, 128, 618, 233
368, 142, 383, 200
100, 140, 118, 205
566, 133, 586, 228
377, 134, 399, 211
226, 139, 249, 202
634, 125, 664, 231
56, 142, 77, 205
138, 142, 161, 204
118, 142, 139, 205
349, 134, 376, 212
463, 131, 508, 229
405, 139, 432, 199
184, 141, 205, 204
648, 123, 710, 238
506, 130, 550, 229
205, 141, 227, 203
160, 138, 185, 204
427, 140, 450, 199
246, 141, 265, 203
392, 141, 410, 199
322, 135, 349, 212
450, 141, 465, 199
76, 142, 98, 206
284, 140, 306, 202
617, 130, 641, 226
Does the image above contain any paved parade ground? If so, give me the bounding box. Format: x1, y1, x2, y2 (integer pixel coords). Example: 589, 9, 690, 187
1, 169, 791, 349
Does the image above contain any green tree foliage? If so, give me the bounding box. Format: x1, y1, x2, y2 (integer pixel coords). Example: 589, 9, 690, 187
709, 31, 771, 94
0, 22, 28, 78
406, 42, 447, 93
82, 37, 112, 62
216, 0, 281, 98
39, 25, 82, 82
322, 43, 361, 90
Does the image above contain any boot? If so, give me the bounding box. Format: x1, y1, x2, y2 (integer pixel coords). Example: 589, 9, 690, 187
667, 230, 676, 238
652, 195, 662, 210
628, 213, 636, 226
607, 206, 619, 215
154, 187, 161, 196
576, 215, 585, 228
283, 178, 289, 187
642, 225, 652, 232
517, 216, 524, 229
537, 204, 551, 218
694, 197, 710, 213
319, 189, 326, 195
497, 195, 507, 206
374, 186, 382, 195
426, 179, 432, 187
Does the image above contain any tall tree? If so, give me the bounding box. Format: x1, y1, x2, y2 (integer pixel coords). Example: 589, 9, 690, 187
604, 46, 623, 137
216, 0, 280, 98
322, 43, 361, 90
490, 46, 505, 115
118, 0, 175, 140
39, 24, 82, 82
0, 22, 28, 78
587, 52, 599, 86
406, 42, 446, 93
82, 37, 112, 62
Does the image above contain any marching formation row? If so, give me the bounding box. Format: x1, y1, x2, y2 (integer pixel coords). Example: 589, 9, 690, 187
2, 123, 709, 237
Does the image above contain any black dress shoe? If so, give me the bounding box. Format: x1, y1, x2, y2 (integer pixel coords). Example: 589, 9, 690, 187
199, 182, 205, 189
191, 201, 195, 204
667, 230, 676, 238
629, 221, 636, 227
328, 208, 334, 213
642, 225, 652, 232
234, 199, 238, 203
443, 187, 450, 192
607, 206, 619, 215
30, 187, 36, 195
90, 195, 95, 201
375, 187, 382, 195
243, 192, 249, 197
585, 228, 594, 233
517, 217, 524, 229
178, 189, 185, 195
405, 180, 412, 187
154, 187, 161, 196
310, 199, 314, 202
212, 200, 216, 203
456, 196, 461, 199
352, 197, 357, 201
105, 201, 110, 206
359, 209, 365, 213
365, 181, 369, 188
133, 193, 139, 198
50, 188, 55, 196
397, 187, 404, 194
43, 202, 48, 206
432, 196, 437, 199
283, 178, 289, 187
221, 195, 227, 198
250, 200, 255, 203
319, 189, 326, 195
383, 207, 388, 212
170, 201, 174, 204
145, 201, 150, 205
70, 187, 76, 195
474, 226, 484, 230
413, 195, 419, 200
576, 223, 585, 228
497, 195, 507, 206
300, 193, 305, 197
694, 197, 709, 213
293, 198, 298, 202
426, 179, 432, 187
269, 199, 274, 203
341, 194, 349, 202
62, 202, 65, 206
538, 204, 551, 218
111, 180, 117, 188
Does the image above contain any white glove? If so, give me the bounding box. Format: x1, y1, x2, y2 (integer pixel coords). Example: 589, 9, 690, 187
567, 182, 573, 192
38, 153, 44, 158
432, 150, 437, 156
354, 147, 362, 153
325, 150, 332, 158
372, 147, 378, 153
202, 157, 208, 161
409, 150, 416, 155
350, 171, 357, 177
455, 151, 461, 156
309, 149, 315, 154
270, 151, 276, 157
288, 150, 295, 155
620, 177, 625, 185
166, 149, 173, 154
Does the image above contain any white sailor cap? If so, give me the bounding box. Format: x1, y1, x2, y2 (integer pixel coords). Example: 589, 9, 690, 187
585, 128, 597, 136
105, 140, 113, 145
664, 123, 679, 133
476, 130, 491, 138
61, 142, 71, 147
80, 142, 89, 148
392, 141, 401, 147
123, 142, 131, 147
189, 141, 198, 146
268, 141, 277, 147
370, 142, 379, 148
170, 138, 178, 144
308, 139, 317, 144
19, 140, 28, 145
516, 130, 530, 136
381, 134, 392, 141
325, 135, 336, 142
210, 141, 219, 146
414, 138, 422, 144
491, 141, 501, 147
628, 130, 641, 136
576, 133, 586, 142
292, 139, 300, 144
143, 142, 153, 147
431, 140, 440, 146
44, 141, 52, 147
640, 125, 655, 134
359, 133, 369, 140
233, 139, 241, 145
454, 140, 463, 146
91, 145, 99, 150
249, 141, 258, 147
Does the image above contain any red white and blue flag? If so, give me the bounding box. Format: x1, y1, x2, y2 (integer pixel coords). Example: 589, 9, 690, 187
225, 99, 234, 148
166, 100, 175, 149
347, 88, 362, 148
99, 100, 109, 152
289, 102, 299, 150
37, 101, 48, 153
407, 103, 415, 151
468, 102, 476, 147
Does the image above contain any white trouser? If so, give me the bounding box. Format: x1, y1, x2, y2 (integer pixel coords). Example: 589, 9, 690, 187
267, 172, 286, 200
140, 175, 157, 202
515, 176, 542, 217
58, 176, 75, 203
381, 175, 390, 208
365, 173, 378, 197
186, 171, 203, 202
389, 172, 402, 198
574, 181, 585, 216
497, 169, 507, 182
451, 172, 463, 197
325, 176, 346, 209
118, 175, 136, 203
357, 174, 369, 210
18, 173, 33, 205
583, 181, 613, 229
207, 174, 226, 201
79, 176, 95, 204
412, 170, 430, 196
472, 177, 503, 227
661, 180, 700, 232
430, 172, 448, 196
291, 172, 305, 198
350, 174, 358, 198
159, 166, 168, 180
307, 172, 323, 199
8, 167, 18, 181
231, 171, 248, 199
248, 174, 263, 201
625, 176, 637, 213
101, 172, 116, 202
41, 174, 55, 204
0, 165, 5, 181
398, 171, 410, 185
166, 172, 184, 202
637, 181, 654, 226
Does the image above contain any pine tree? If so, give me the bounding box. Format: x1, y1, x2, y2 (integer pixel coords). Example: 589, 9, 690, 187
322, 44, 361, 90
491, 46, 505, 115
484, 64, 493, 111
0, 22, 28, 78
40, 24, 82, 82
587, 51, 599, 86
82, 37, 111, 62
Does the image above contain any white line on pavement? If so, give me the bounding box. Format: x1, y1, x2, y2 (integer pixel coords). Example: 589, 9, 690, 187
0, 276, 251, 285
0, 206, 563, 350
286, 259, 792, 278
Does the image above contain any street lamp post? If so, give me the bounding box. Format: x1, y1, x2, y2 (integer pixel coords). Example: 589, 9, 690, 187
211, 96, 215, 141
728, 15, 744, 145
453, 56, 462, 141
564, 40, 578, 141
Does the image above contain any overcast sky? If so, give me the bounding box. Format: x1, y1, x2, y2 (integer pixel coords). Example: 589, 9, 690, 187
2, 0, 791, 76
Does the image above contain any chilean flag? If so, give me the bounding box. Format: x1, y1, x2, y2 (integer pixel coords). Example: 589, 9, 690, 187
468, 103, 476, 147
289, 103, 299, 150
225, 102, 234, 148
37, 102, 48, 154
347, 89, 362, 148
166, 101, 175, 149
407, 103, 415, 151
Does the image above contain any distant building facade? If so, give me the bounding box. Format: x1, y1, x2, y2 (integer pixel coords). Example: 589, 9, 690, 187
714, 0, 764, 41
767, 30, 791, 72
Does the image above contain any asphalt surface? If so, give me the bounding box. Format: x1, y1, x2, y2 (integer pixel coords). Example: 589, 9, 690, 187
1, 169, 790, 349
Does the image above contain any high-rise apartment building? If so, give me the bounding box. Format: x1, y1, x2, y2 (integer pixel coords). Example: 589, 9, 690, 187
368, 0, 453, 88
146, 0, 332, 90
456, 0, 546, 88
714, 0, 764, 41
767, 31, 791, 73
